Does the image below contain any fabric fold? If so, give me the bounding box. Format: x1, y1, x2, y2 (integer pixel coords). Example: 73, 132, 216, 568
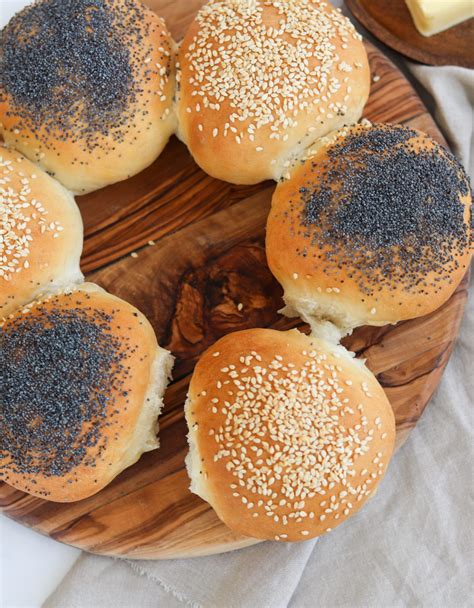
45, 540, 318, 608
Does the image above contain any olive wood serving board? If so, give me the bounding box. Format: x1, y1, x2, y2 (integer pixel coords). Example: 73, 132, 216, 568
346, 0, 474, 69
0, 0, 468, 560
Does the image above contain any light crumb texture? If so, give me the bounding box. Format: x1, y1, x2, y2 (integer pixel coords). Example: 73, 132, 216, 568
0, 146, 83, 317
177, 0, 370, 184
187, 329, 395, 541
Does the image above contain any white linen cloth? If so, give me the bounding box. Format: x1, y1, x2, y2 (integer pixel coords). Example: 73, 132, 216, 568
2, 1, 468, 606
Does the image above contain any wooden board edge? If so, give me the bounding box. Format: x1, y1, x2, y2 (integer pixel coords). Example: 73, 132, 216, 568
346, 0, 474, 69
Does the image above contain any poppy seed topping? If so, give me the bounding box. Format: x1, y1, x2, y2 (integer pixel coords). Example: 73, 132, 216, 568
0, 0, 173, 151
296, 124, 471, 296
0, 291, 141, 494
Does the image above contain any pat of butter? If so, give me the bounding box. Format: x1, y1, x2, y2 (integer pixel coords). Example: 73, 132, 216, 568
405, 0, 474, 37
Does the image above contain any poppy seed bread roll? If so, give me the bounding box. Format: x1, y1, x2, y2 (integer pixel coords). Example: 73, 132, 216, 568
185, 328, 395, 541
0, 283, 174, 502
266, 123, 472, 336
176, 0, 370, 184
0, 0, 176, 194
0, 146, 83, 318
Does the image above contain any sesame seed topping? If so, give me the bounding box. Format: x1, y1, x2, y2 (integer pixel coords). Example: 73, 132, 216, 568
197, 338, 382, 534
180, 0, 363, 148
0, 152, 63, 281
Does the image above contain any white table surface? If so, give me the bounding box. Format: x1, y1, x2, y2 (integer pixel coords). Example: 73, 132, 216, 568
0, 5, 81, 608
1, 517, 80, 608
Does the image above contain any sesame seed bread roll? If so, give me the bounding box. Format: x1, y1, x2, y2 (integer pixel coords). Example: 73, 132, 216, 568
176, 0, 370, 185
266, 124, 472, 338
0, 0, 176, 194
0, 283, 174, 502
185, 328, 395, 542
0, 146, 83, 318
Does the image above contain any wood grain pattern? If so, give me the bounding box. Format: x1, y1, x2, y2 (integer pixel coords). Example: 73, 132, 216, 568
346, 0, 474, 69
0, 1, 468, 559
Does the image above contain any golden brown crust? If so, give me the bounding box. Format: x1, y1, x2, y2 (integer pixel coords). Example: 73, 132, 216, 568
0, 146, 83, 318
177, 0, 370, 184
0, 0, 176, 194
186, 328, 395, 541
266, 124, 472, 331
1, 283, 171, 502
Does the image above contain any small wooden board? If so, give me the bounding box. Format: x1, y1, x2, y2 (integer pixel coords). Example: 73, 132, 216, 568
346, 0, 474, 69
0, 1, 469, 560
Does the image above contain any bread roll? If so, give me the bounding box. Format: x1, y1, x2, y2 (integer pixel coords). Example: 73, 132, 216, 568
185, 328, 395, 541
266, 123, 472, 337
0, 146, 83, 318
0, 0, 176, 194
176, 0, 370, 184
0, 283, 174, 502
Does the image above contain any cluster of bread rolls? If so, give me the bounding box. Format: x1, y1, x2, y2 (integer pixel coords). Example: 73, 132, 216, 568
1, 0, 369, 192
185, 118, 472, 541
0, 145, 174, 502
0, 0, 176, 504
1, 0, 471, 546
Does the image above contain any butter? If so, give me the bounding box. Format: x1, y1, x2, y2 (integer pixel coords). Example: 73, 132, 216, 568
405, 0, 474, 37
